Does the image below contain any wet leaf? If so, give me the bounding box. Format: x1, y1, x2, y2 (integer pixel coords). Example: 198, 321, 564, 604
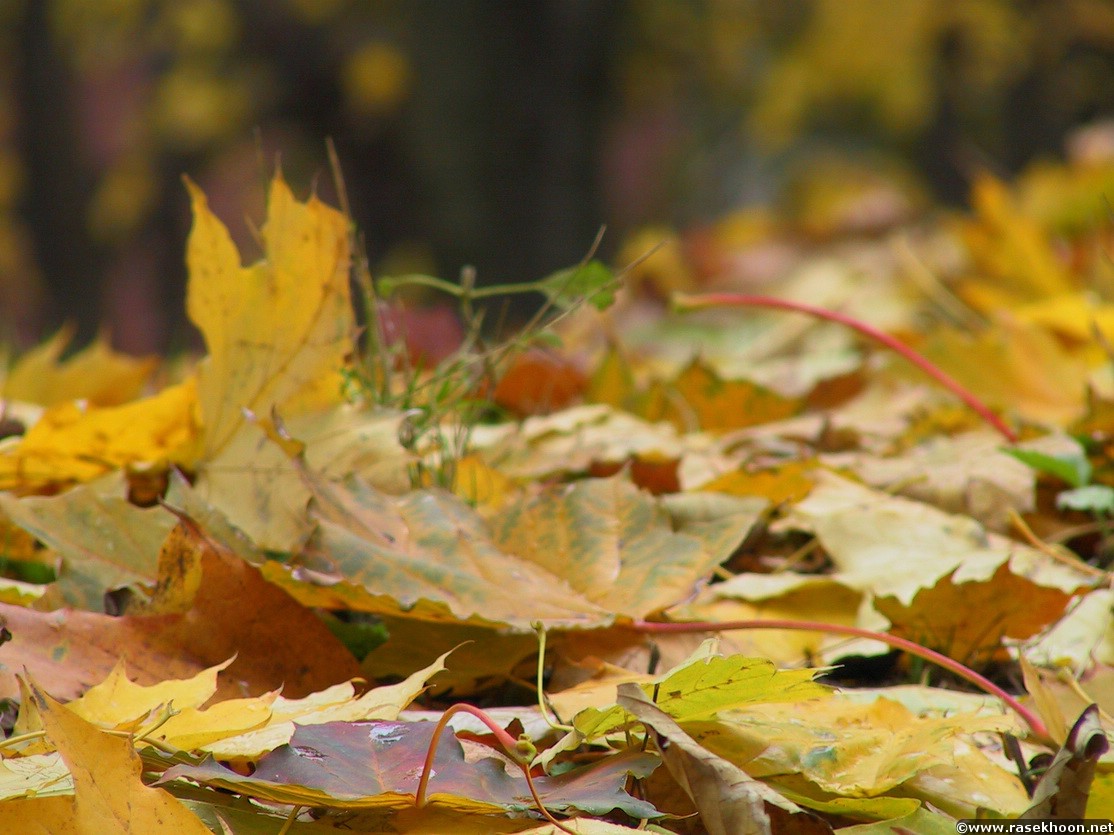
162, 719, 660, 817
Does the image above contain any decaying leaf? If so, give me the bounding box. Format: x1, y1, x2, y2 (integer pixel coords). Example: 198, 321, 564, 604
0, 520, 360, 701
618, 685, 825, 835
875, 562, 1075, 666
1022, 704, 1108, 819
264, 472, 760, 630
0, 484, 175, 609
6, 132, 1114, 834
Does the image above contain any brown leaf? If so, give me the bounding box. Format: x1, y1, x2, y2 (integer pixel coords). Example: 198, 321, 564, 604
617, 684, 826, 835
876, 562, 1076, 666
0, 521, 359, 702
493, 349, 587, 416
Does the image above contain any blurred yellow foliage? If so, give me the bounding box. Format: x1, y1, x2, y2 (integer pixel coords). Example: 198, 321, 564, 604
343, 42, 411, 118
958, 174, 1073, 305
3, 328, 156, 408
151, 66, 252, 151
615, 227, 694, 297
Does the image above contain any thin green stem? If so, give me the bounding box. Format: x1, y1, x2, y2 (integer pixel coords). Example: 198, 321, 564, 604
534, 621, 574, 733
276, 804, 301, 835
379, 273, 464, 298
672, 292, 1018, 444
0, 729, 45, 751
378, 273, 560, 301
632, 617, 1050, 745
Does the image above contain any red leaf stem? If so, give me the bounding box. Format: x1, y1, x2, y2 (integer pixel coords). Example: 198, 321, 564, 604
632, 617, 1050, 745
672, 292, 1018, 443
415, 702, 575, 833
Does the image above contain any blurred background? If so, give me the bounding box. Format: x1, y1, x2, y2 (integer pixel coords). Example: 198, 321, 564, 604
4, 0, 1114, 353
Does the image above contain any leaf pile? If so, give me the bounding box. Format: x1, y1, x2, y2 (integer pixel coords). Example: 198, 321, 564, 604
3, 160, 1114, 831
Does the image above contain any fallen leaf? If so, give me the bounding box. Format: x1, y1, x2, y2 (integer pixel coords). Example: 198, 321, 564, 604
192, 403, 409, 551
186, 174, 352, 459
0, 682, 212, 834
919, 317, 1090, 426
267, 472, 759, 629
1022, 704, 1107, 819
618, 684, 823, 835
0, 380, 199, 493
571, 643, 830, 742
875, 562, 1076, 666
0, 521, 360, 701
643, 358, 800, 432
958, 173, 1073, 304
492, 350, 587, 416
135, 518, 362, 696
0, 484, 175, 609
695, 459, 817, 505
3, 327, 157, 408
670, 572, 864, 666
690, 696, 1028, 817
491, 477, 763, 619
162, 719, 660, 817
66, 657, 232, 730
778, 471, 1094, 606
470, 404, 689, 482
201, 650, 451, 761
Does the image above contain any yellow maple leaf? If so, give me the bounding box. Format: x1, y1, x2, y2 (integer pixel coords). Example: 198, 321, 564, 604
697, 459, 817, 505
1012, 291, 1114, 346
957, 173, 1074, 306
2, 327, 157, 408
0, 682, 212, 833
181, 175, 413, 549
185, 173, 352, 458
0, 379, 200, 492
920, 316, 1091, 427
66, 658, 233, 730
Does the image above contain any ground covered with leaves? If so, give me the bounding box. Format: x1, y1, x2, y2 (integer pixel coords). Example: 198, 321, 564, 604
2, 159, 1114, 833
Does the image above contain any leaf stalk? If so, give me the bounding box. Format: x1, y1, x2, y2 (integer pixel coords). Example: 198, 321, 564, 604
633, 617, 1051, 745
672, 292, 1018, 443
415, 702, 575, 833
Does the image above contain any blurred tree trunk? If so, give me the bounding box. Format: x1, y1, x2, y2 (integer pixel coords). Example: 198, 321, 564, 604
16, 1, 100, 342
403, 0, 621, 311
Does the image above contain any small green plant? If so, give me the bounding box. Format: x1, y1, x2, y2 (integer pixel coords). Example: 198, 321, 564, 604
1004, 443, 1113, 513
1005, 441, 1114, 564
328, 144, 618, 490
355, 258, 615, 491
